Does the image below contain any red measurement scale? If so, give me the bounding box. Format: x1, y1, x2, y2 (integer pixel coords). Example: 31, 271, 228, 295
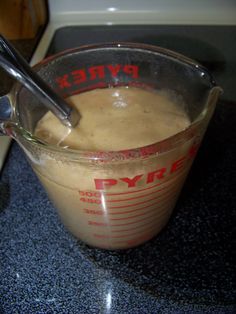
78, 165, 190, 249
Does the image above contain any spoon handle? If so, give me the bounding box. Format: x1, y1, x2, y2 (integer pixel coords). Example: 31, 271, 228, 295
0, 35, 80, 128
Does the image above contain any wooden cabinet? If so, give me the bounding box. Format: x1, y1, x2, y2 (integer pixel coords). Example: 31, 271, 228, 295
0, 0, 47, 39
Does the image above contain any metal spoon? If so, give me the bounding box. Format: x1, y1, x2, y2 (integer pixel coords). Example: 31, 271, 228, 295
0, 34, 80, 128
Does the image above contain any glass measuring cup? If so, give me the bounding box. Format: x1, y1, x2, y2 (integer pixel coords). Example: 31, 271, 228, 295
0, 43, 222, 250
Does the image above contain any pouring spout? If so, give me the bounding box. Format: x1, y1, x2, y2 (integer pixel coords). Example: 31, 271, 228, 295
208, 86, 223, 107
202, 86, 223, 124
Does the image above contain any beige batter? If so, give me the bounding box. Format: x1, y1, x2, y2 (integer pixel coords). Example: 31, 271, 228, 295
33, 87, 192, 249
35, 87, 190, 151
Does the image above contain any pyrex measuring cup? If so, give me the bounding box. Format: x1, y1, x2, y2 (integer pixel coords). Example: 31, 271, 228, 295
0, 43, 222, 250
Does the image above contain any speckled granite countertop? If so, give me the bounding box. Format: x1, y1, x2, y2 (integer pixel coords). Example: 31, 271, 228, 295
0, 30, 236, 313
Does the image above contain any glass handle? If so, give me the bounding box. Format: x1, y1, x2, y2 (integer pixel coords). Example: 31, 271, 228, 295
0, 94, 13, 135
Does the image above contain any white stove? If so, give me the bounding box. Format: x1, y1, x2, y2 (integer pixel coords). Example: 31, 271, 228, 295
1, 0, 236, 172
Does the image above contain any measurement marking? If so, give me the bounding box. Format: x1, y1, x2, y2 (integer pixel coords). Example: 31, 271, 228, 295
91, 209, 170, 235
109, 200, 166, 215
105, 167, 188, 196
108, 188, 179, 219
83, 184, 180, 216
111, 210, 169, 233
106, 175, 183, 203
90, 207, 172, 227
109, 203, 171, 221
81, 175, 182, 208
84, 200, 161, 216
107, 226, 158, 239
106, 186, 166, 202
108, 183, 181, 209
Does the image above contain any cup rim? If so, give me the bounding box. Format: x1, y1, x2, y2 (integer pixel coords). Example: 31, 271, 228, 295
13, 42, 218, 162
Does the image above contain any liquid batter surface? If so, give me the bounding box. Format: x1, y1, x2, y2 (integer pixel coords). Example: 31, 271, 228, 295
35, 87, 190, 151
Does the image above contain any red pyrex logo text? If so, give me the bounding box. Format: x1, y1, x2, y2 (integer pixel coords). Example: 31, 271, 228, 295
94, 145, 199, 190
55, 64, 139, 89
